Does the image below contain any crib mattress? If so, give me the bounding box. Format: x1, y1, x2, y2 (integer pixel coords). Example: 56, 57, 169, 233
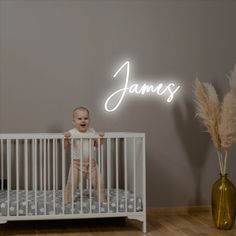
0, 189, 142, 216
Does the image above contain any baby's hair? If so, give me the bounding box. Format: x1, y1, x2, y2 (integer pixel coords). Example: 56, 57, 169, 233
72, 106, 90, 118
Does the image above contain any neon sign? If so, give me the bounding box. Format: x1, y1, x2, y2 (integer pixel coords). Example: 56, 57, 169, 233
104, 61, 181, 112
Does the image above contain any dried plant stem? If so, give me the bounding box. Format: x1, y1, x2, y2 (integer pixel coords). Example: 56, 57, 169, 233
223, 150, 228, 175
217, 151, 223, 174
217, 150, 228, 175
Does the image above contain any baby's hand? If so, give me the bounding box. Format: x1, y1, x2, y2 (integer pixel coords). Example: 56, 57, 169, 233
98, 131, 104, 138
64, 132, 71, 139
64, 132, 71, 149
98, 131, 105, 145
94, 131, 105, 147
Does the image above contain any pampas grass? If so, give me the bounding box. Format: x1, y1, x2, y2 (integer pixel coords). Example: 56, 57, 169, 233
194, 79, 221, 150
194, 65, 236, 175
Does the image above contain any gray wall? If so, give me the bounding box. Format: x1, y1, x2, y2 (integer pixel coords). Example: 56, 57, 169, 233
0, 0, 236, 207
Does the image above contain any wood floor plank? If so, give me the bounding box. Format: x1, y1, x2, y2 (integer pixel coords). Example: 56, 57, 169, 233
1, 207, 236, 235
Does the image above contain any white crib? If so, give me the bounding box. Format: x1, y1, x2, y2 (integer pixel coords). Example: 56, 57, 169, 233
0, 132, 146, 232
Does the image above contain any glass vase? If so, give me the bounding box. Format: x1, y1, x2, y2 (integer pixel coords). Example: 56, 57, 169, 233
211, 174, 236, 230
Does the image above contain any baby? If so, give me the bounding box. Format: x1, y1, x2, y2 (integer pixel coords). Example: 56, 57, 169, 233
64, 106, 105, 203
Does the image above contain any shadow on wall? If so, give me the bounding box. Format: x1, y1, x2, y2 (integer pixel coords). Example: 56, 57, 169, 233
47, 123, 64, 133
146, 150, 185, 207
228, 145, 236, 180
173, 99, 210, 205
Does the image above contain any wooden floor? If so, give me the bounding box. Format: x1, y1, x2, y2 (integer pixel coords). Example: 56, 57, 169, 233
0, 206, 236, 235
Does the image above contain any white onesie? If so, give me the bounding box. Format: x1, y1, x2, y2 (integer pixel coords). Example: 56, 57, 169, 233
69, 128, 96, 160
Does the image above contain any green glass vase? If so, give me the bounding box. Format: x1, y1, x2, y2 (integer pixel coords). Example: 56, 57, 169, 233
211, 174, 236, 230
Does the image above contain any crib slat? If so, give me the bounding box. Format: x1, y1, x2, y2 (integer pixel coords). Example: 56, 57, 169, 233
62, 137, 65, 215
115, 138, 119, 213
101, 142, 104, 179
16, 139, 19, 216
133, 138, 136, 213
100, 139, 104, 202
71, 138, 74, 214
32, 139, 35, 191
79, 138, 83, 214
34, 139, 38, 216
98, 137, 101, 213
1, 139, 3, 191
39, 139, 42, 191
24, 139, 28, 216
7, 139, 11, 217
142, 136, 147, 233
47, 139, 50, 191
43, 139, 46, 215
107, 138, 111, 214
53, 139, 56, 215
55, 140, 58, 190
89, 138, 92, 214
124, 138, 128, 213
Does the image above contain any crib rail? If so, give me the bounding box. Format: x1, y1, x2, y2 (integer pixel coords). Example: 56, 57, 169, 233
0, 133, 145, 139
0, 132, 146, 232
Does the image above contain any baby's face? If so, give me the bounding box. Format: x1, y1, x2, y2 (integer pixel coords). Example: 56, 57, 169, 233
73, 109, 90, 133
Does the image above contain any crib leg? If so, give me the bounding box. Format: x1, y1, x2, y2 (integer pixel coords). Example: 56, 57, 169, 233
142, 220, 147, 233
127, 215, 147, 233
0, 219, 7, 224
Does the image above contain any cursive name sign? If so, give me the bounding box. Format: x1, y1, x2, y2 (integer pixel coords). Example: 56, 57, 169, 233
104, 61, 181, 112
